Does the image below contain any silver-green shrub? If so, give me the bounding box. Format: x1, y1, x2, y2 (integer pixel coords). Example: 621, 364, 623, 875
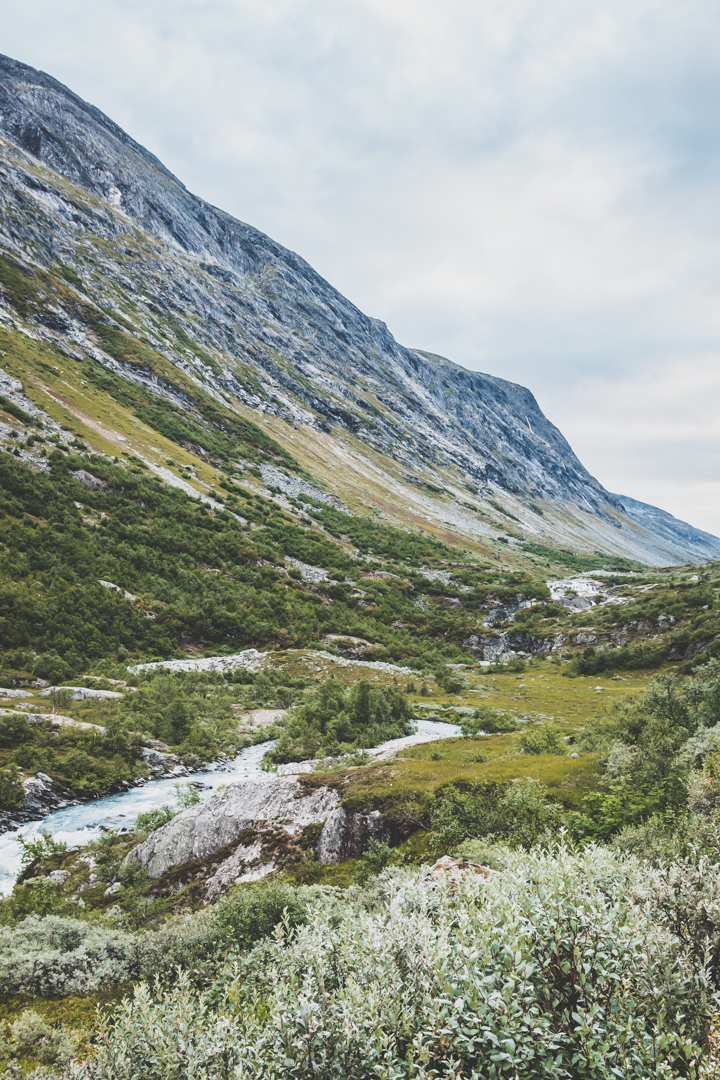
0, 917, 139, 997
4, 1010, 77, 1068
0, 883, 311, 997
74, 847, 713, 1079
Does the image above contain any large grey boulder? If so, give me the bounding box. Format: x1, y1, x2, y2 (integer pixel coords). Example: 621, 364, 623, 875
126, 775, 340, 878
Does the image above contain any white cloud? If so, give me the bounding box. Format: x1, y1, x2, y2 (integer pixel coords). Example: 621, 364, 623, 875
3, 0, 720, 532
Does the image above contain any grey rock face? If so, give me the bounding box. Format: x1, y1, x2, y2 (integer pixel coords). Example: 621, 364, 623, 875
204, 840, 276, 900
39, 686, 123, 701
0, 60, 612, 503
463, 629, 562, 662
126, 775, 339, 878
316, 808, 388, 864
0, 52, 716, 565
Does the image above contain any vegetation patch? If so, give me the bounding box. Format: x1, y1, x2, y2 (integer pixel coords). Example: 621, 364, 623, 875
265, 678, 412, 764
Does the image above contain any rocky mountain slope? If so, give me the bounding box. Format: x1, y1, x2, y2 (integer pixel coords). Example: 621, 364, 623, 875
613, 494, 720, 563
0, 51, 716, 567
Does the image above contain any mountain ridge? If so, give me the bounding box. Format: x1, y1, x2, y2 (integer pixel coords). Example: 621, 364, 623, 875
0, 51, 716, 567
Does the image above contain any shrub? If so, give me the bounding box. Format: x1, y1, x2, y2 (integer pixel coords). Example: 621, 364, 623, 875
17, 831, 67, 872
635, 854, 720, 988
0, 765, 24, 810
135, 805, 177, 835
75, 848, 712, 1080
355, 839, 398, 884
515, 724, 567, 756
3, 1009, 77, 1067
0, 916, 139, 996
430, 778, 563, 853
266, 678, 412, 764
0, 878, 312, 998
460, 706, 520, 736
0, 714, 32, 747
136, 784, 201, 835
569, 643, 667, 675
214, 880, 307, 950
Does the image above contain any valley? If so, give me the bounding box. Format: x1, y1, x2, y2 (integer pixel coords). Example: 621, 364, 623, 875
0, 51, 720, 1080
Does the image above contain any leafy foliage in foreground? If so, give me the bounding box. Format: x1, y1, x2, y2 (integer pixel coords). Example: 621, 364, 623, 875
0, 879, 310, 999
64, 849, 714, 1080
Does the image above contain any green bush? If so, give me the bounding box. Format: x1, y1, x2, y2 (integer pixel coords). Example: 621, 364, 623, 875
0, 713, 32, 747
355, 839, 398, 884
460, 706, 520, 736
1, 1007, 77, 1067
0, 764, 24, 810
214, 880, 307, 950
0, 876, 313, 998
136, 784, 201, 835
569, 643, 667, 675
569, 667, 720, 841
135, 804, 177, 835
0, 915, 140, 996
17, 831, 67, 872
514, 724, 567, 755
430, 778, 563, 853
266, 678, 412, 764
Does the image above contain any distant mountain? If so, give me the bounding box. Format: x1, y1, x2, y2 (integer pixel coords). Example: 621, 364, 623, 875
0, 51, 717, 567
613, 494, 720, 565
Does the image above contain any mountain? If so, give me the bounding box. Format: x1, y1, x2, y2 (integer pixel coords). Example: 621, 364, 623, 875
0, 51, 716, 568
613, 494, 720, 564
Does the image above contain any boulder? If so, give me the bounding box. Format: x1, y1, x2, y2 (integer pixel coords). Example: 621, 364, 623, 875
140, 747, 176, 767
125, 775, 340, 878
72, 469, 106, 491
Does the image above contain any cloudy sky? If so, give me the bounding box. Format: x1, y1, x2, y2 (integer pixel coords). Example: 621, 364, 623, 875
4, 0, 720, 533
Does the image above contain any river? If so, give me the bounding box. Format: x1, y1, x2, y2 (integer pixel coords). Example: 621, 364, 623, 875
0, 718, 461, 894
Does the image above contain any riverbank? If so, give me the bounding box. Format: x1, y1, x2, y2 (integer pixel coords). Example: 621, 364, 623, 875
0, 720, 461, 895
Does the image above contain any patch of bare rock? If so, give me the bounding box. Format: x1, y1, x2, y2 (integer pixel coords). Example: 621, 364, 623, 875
124, 772, 398, 894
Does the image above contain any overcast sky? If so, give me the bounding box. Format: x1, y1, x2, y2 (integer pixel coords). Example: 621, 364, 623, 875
3, 0, 720, 533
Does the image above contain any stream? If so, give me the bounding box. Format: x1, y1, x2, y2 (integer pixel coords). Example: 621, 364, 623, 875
0, 718, 461, 894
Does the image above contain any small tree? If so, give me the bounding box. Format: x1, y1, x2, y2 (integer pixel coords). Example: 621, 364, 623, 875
16, 830, 67, 871
0, 765, 24, 811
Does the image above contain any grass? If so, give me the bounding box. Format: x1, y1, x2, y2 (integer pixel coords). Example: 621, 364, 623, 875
454, 666, 653, 726
0, 987, 129, 1030
321, 741, 602, 816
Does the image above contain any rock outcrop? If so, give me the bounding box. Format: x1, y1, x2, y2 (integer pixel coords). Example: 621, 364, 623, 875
125, 775, 340, 878
0, 773, 78, 833
316, 807, 390, 863
125, 772, 404, 886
